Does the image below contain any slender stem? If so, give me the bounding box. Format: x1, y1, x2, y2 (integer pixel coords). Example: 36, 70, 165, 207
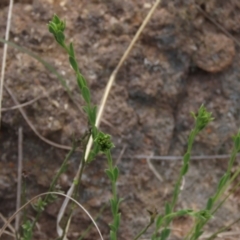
31, 142, 78, 231
170, 174, 183, 211
106, 150, 113, 169
59, 133, 91, 240
186, 146, 240, 240
47, 143, 77, 200
59, 160, 86, 240
170, 129, 197, 211
206, 216, 240, 240
212, 179, 240, 215
78, 203, 107, 240
133, 220, 153, 240
59, 158, 86, 240
107, 151, 117, 199
106, 150, 120, 240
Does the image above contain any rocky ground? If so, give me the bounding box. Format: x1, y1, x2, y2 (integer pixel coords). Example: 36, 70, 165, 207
1, 0, 240, 239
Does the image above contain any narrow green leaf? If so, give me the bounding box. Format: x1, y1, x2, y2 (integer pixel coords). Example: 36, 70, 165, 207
89, 105, 97, 126
113, 167, 119, 182
109, 224, 117, 232
76, 75, 82, 90
193, 230, 204, 239
176, 209, 193, 216
69, 42, 75, 58
156, 215, 163, 229
53, 14, 61, 24
82, 86, 91, 104
48, 23, 56, 34
81, 75, 87, 86
92, 126, 98, 139
165, 203, 171, 216
110, 198, 117, 215
116, 199, 121, 214
105, 169, 114, 181
69, 56, 78, 72
55, 31, 65, 44
217, 173, 229, 192
197, 210, 212, 220
183, 152, 190, 164
187, 130, 195, 147
206, 197, 214, 210
234, 135, 240, 151
160, 228, 171, 240
181, 163, 189, 176
60, 20, 66, 32
115, 213, 121, 229
76, 73, 86, 90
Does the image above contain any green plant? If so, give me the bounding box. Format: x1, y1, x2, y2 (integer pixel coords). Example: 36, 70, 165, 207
6, 14, 240, 240
47, 15, 240, 240
151, 105, 214, 240
184, 130, 240, 240
47, 15, 121, 239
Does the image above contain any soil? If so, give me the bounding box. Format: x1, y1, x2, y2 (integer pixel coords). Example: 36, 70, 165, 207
1, 0, 240, 239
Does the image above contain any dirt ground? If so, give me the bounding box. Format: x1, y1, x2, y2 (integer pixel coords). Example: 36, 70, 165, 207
1, 0, 240, 239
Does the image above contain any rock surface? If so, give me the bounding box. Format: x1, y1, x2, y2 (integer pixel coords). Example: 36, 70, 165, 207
1, 0, 240, 239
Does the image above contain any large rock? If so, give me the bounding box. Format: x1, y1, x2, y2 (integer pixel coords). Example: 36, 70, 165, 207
193, 32, 235, 73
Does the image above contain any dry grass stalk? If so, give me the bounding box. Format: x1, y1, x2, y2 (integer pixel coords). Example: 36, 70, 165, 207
0, 0, 14, 126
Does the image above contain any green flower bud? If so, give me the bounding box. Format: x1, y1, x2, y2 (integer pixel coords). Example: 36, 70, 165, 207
48, 15, 66, 46
95, 132, 114, 153
191, 105, 214, 132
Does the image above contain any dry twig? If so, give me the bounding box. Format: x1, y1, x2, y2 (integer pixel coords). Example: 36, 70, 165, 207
0, 0, 14, 126
0, 213, 15, 237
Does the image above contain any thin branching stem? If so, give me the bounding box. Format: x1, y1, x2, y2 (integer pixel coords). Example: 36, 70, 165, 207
59, 132, 91, 240
206, 216, 240, 240
133, 220, 154, 240
30, 141, 78, 232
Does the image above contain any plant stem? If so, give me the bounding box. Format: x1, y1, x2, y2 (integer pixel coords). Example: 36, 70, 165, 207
106, 150, 120, 240
31, 142, 78, 232
78, 203, 107, 240
212, 178, 240, 215
133, 220, 153, 240
107, 151, 117, 199
186, 143, 240, 240
170, 129, 197, 211
206, 216, 240, 240
59, 133, 91, 240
